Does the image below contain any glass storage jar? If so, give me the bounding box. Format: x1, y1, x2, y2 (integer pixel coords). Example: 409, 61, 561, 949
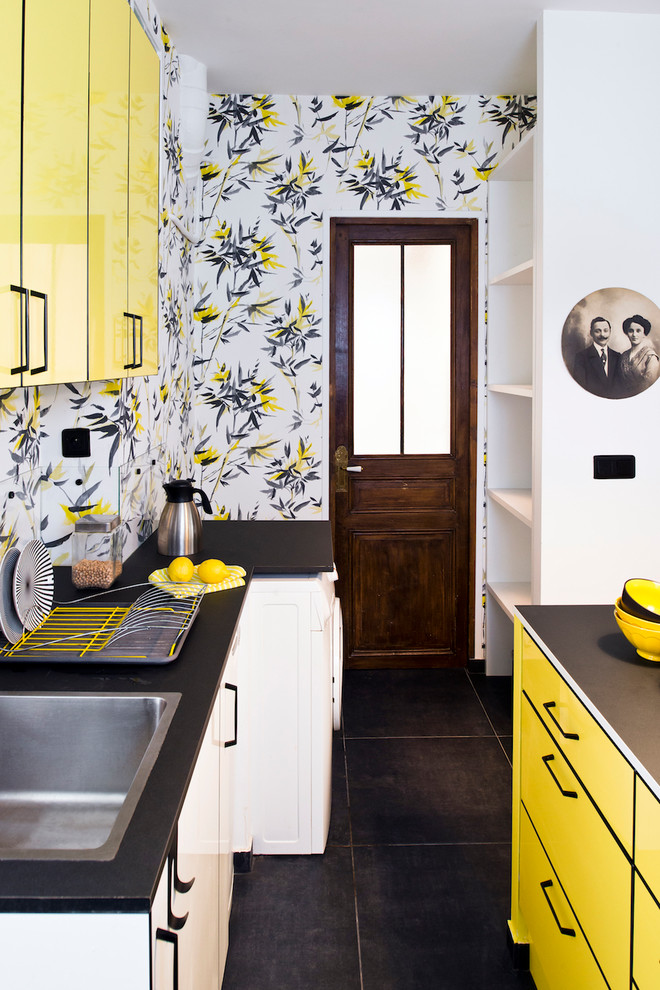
71, 514, 122, 590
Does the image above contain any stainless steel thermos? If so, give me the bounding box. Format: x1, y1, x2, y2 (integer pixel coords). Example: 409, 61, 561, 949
157, 480, 213, 555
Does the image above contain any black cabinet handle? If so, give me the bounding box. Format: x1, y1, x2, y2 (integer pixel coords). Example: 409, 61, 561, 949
29, 289, 48, 374
225, 682, 238, 747
540, 880, 576, 937
10, 284, 29, 374
167, 829, 195, 929
135, 314, 143, 368
542, 754, 578, 798
543, 701, 579, 740
124, 312, 136, 369
123, 312, 144, 369
155, 928, 179, 990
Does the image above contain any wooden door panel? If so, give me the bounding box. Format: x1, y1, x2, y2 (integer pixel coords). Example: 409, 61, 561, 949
350, 478, 455, 514
330, 217, 478, 668
351, 531, 456, 666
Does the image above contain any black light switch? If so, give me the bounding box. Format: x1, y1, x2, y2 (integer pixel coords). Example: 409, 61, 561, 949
62, 428, 91, 458
593, 454, 635, 479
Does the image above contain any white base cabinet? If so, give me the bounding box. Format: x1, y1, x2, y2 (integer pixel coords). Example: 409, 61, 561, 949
0, 563, 342, 986
1, 911, 150, 990
0, 626, 242, 990
172, 623, 239, 989
239, 572, 337, 855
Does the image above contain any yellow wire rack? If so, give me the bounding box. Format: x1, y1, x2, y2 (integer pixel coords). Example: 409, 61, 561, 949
0, 588, 203, 664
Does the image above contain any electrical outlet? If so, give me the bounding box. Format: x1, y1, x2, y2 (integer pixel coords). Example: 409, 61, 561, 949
62, 428, 91, 458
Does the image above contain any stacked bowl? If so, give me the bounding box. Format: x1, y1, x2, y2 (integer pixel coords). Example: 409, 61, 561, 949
615, 579, 660, 661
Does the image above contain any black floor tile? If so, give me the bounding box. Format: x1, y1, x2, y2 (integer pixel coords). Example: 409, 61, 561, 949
221, 847, 361, 990
354, 843, 535, 990
342, 669, 496, 738
469, 673, 515, 735
346, 736, 512, 844
327, 731, 351, 846
500, 734, 514, 764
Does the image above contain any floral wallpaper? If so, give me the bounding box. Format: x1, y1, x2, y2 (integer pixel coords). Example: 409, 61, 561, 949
194, 94, 536, 518
0, 0, 195, 565
0, 0, 536, 574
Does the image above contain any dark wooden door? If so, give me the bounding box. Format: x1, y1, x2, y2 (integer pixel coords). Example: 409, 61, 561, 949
330, 218, 478, 669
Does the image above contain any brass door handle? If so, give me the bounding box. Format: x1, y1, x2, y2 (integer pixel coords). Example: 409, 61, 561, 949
335, 445, 348, 492
334, 446, 362, 491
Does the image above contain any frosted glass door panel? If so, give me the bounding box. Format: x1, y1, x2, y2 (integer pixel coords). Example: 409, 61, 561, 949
353, 246, 400, 455
352, 243, 452, 456
404, 245, 451, 454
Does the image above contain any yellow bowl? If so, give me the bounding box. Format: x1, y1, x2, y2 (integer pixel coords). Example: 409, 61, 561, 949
621, 578, 660, 623
614, 599, 660, 631
614, 610, 660, 661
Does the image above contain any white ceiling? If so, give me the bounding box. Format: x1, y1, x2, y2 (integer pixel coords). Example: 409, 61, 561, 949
154, 0, 660, 96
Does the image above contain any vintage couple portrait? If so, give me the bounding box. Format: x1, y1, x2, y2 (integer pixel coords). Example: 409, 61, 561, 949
562, 287, 660, 399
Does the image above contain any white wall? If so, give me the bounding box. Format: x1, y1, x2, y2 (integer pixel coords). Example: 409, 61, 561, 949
537, 11, 660, 604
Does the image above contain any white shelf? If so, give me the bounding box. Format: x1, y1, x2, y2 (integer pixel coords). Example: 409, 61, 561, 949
485, 129, 535, 674
488, 384, 532, 398
490, 259, 533, 286
487, 488, 532, 527
492, 130, 534, 182
487, 581, 532, 622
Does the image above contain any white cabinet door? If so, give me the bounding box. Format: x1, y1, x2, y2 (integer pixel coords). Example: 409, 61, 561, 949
246, 575, 335, 855
152, 864, 177, 990
219, 625, 240, 969
175, 692, 221, 990
0, 912, 150, 989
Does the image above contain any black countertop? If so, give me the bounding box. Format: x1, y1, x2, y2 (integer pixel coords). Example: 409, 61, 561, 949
516, 604, 660, 797
0, 521, 334, 913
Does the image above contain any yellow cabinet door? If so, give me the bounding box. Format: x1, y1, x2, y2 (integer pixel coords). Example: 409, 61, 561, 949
521, 629, 634, 853
0, 0, 23, 385
519, 808, 608, 990
635, 775, 660, 895
22, 0, 88, 385
88, 0, 130, 382
521, 696, 632, 989
633, 873, 660, 989
126, 10, 160, 377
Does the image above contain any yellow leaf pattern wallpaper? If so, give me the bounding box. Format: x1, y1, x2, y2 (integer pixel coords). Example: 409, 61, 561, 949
0, 0, 536, 562
194, 93, 536, 518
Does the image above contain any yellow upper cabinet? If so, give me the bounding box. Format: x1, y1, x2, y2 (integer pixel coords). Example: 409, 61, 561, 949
1, 0, 88, 386
0, 0, 22, 381
24, 0, 89, 386
127, 8, 160, 377
88, 0, 130, 382
1, 0, 159, 388
88, 1, 160, 381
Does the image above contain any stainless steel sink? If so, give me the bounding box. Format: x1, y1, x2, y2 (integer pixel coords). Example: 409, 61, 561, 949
0, 692, 181, 860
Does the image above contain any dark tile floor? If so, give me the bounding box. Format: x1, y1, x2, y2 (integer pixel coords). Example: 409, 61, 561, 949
221, 669, 535, 990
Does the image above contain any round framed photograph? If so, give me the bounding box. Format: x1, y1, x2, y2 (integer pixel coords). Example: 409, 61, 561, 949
562, 287, 660, 399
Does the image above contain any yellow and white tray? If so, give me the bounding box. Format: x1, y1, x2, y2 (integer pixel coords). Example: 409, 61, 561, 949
148, 564, 246, 599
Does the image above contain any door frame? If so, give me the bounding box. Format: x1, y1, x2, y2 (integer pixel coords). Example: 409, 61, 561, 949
325, 214, 483, 663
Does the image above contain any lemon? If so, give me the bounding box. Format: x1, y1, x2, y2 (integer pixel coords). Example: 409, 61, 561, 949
197, 558, 230, 584
167, 556, 194, 582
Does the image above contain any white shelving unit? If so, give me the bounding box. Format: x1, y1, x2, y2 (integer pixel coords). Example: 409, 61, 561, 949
485, 130, 535, 673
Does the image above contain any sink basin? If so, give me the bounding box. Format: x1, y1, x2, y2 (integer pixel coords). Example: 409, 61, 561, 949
0, 692, 181, 860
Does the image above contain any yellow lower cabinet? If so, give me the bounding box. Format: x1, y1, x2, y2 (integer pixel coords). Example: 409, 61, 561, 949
519, 807, 607, 990
521, 696, 631, 988
521, 630, 634, 854
633, 873, 660, 990
635, 775, 660, 895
